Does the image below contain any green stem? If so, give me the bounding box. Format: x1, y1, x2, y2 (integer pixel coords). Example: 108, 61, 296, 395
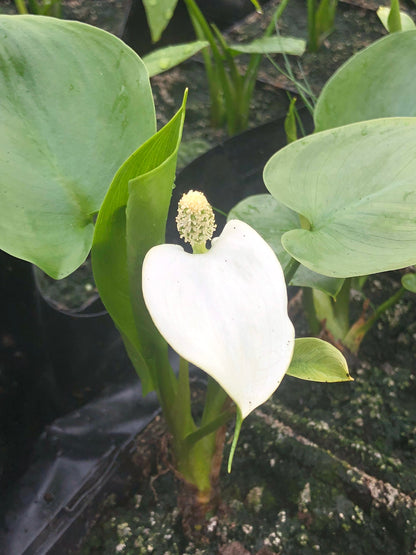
333, 278, 351, 335
201, 377, 229, 425
213, 206, 228, 218
302, 287, 322, 335
184, 407, 233, 448
27, 0, 40, 13
14, 0, 29, 14
158, 358, 231, 497
343, 286, 405, 353
266, 55, 316, 115
240, 0, 291, 127
176, 356, 197, 436
307, 0, 318, 51
184, 0, 232, 128
192, 242, 208, 254
388, 0, 402, 32
211, 24, 243, 135
152, 352, 179, 429
159, 355, 207, 491
265, 0, 292, 36
361, 286, 406, 333
311, 278, 351, 342
51, 0, 62, 18
187, 11, 223, 126
284, 256, 300, 284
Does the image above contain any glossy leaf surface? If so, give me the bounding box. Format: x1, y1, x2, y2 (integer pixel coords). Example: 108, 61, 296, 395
315, 30, 416, 131
264, 118, 416, 278
0, 15, 155, 278
249, 0, 262, 13
287, 338, 352, 382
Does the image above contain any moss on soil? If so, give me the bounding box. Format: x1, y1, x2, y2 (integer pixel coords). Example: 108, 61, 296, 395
79, 271, 416, 554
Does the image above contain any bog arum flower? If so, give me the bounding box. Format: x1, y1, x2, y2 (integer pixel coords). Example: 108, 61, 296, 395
142, 193, 295, 419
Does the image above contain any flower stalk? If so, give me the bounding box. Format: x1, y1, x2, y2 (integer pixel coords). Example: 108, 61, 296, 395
142, 190, 296, 525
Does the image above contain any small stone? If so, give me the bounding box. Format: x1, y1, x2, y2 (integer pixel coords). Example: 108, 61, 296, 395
242, 523, 253, 534
246, 486, 264, 513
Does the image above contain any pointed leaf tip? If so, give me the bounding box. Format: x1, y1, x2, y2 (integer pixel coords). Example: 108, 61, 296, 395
287, 338, 352, 383
228, 409, 243, 473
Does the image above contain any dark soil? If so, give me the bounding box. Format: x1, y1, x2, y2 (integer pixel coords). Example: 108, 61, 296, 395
79, 270, 416, 555
0, 0, 130, 34
229, 0, 390, 94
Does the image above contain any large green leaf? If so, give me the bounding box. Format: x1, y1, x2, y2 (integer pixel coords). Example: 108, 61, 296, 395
264, 118, 416, 278
314, 30, 416, 131
229, 35, 306, 56
0, 15, 155, 278
143, 41, 208, 77
228, 194, 344, 297
286, 338, 352, 382
92, 94, 187, 394
143, 0, 178, 43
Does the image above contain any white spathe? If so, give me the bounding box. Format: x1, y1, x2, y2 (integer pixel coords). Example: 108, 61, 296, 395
142, 219, 295, 418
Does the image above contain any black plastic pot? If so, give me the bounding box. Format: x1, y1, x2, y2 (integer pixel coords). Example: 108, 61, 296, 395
0, 252, 49, 492
0, 259, 155, 554
168, 109, 314, 240
123, 0, 255, 55
33, 270, 133, 414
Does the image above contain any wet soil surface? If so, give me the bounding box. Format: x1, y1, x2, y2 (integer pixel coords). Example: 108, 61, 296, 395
79, 272, 416, 555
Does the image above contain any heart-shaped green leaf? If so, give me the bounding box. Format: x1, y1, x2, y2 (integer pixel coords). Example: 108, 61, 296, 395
287, 337, 352, 382
315, 30, 416, 131
143, 41, 208, 76
92, 94, 187, 394
264, 118, 416, 278
0, 15, 155, 278
228, 194, 344, 297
